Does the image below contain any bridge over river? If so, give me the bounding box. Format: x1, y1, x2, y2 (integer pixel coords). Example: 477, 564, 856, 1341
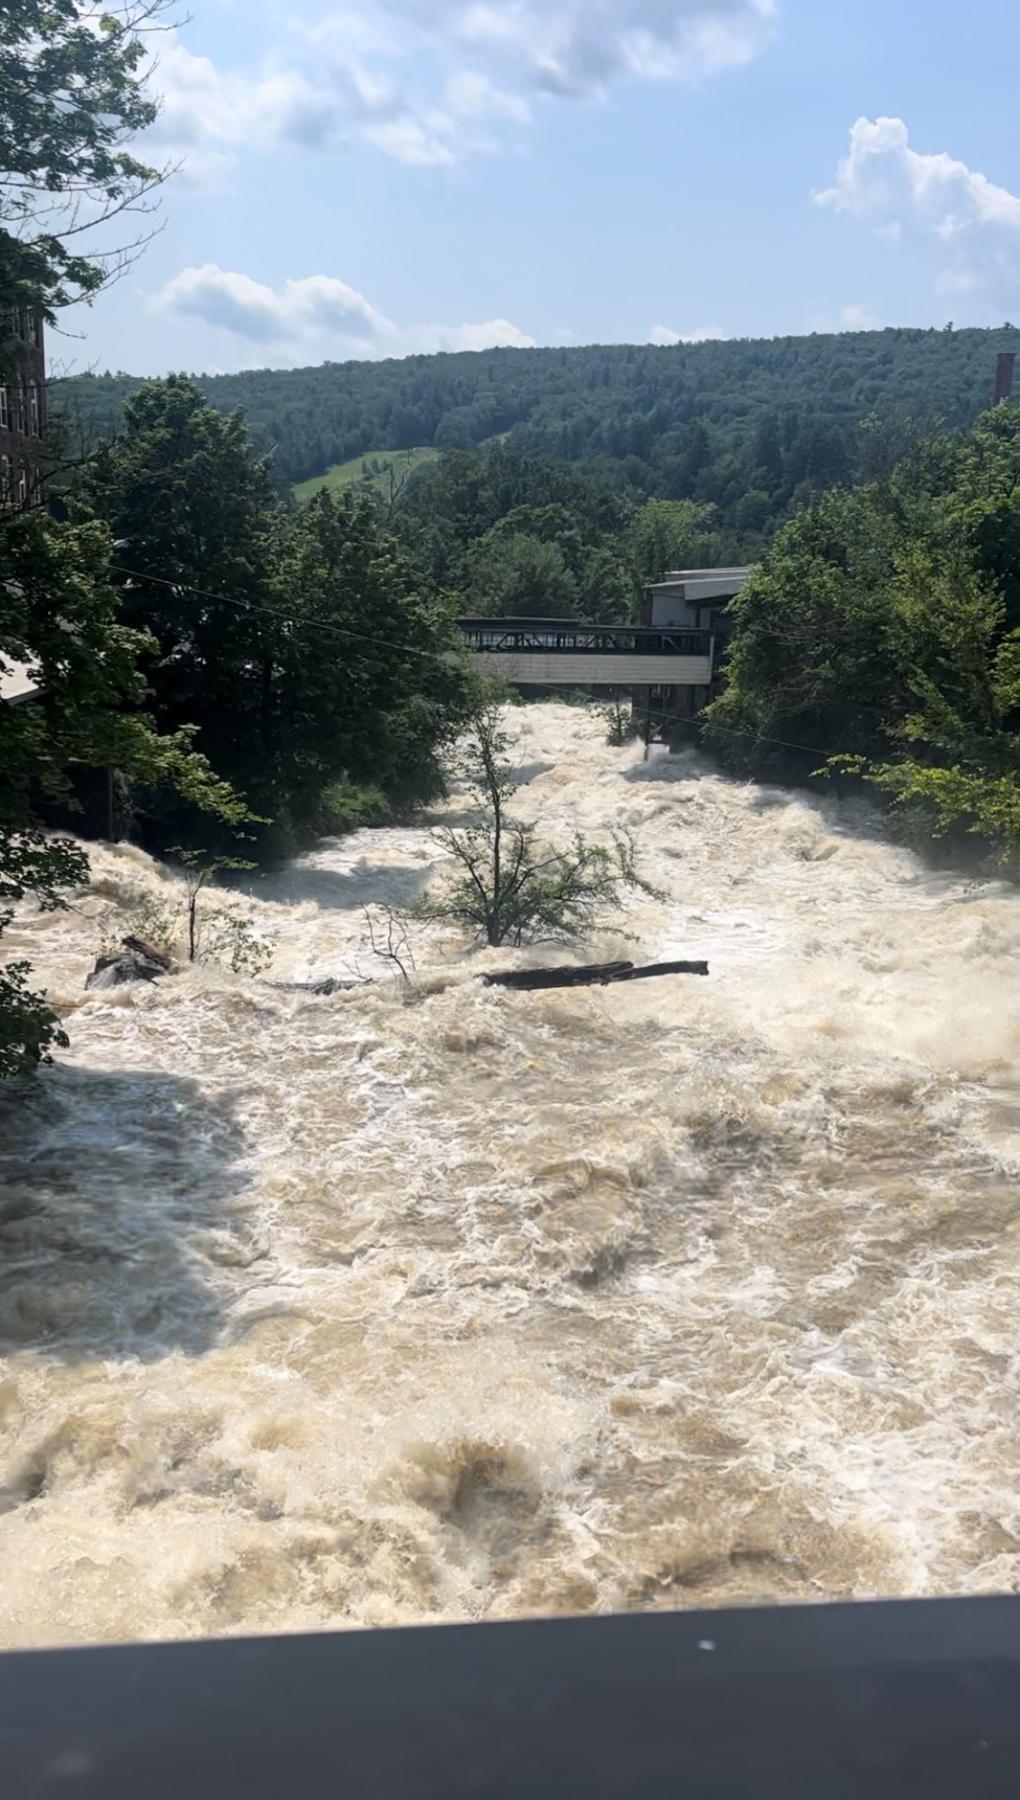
456, 617, 715, 690
456, 570, 749, 730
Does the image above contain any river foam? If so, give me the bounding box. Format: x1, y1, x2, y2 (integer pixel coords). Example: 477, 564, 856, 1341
2, 703, 1019, 1646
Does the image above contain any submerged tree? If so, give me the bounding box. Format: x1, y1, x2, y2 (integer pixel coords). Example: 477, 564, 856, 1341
412, 698, 655, 948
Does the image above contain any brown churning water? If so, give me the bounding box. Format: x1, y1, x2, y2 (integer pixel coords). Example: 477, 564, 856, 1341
1, 702, 1019, 1648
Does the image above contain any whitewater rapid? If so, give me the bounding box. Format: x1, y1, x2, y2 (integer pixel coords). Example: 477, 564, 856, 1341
2, 702, 1020, 1649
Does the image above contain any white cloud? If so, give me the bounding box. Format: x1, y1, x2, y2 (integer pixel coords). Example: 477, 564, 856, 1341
413, 317, 537, 351
839, 302, 878, 330
148, 3, 780, 178
149, 42, 343, 168
815, 117, 1020, 309
406, 0, 779, 97
806, 302, 881, 334
442, 68, 530, 122
154, 266, 394, 344
362, 117, 458, 165
649, 323, 723, 344
152, 264, 533, 362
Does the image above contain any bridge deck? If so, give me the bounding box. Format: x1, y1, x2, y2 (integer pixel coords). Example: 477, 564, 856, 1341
457, 620, 716, 688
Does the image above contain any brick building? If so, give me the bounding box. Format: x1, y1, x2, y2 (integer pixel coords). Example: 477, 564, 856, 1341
0, 306, 46, 507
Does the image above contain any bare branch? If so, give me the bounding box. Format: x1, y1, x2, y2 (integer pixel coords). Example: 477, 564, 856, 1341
362, 906, 417, 983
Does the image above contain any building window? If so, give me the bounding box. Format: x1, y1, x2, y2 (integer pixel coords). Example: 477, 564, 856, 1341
29, 382, 39, 437
30, 313, 42, 349
0, 385, 7, 430
17, 465, 28, 507
0, 456, 9, 505
14, 384, 25, 434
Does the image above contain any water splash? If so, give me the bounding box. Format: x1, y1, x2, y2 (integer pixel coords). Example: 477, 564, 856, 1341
2, 703, 1020, 1648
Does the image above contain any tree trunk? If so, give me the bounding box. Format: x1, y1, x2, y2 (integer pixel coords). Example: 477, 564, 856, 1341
483, 959, 709, 991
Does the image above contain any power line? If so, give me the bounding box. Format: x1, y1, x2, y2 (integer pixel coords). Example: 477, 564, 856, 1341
109, 564, 450, 669
108, 561, 832, 762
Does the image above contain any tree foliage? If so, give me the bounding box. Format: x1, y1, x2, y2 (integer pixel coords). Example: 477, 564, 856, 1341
706, 406, 1020, 865
625, 498, 718, 584
74, 378, 476, 850
0, 830, 86, 1077
1, 507, 252, 828
74, 374, 280, 781
58, 326, 1017, 554
0, 0, 175, 319
0, 506, 256, 1074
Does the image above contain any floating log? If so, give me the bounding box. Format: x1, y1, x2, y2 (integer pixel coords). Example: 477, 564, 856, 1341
483, 959, 708, 991
267, 976, 369, 996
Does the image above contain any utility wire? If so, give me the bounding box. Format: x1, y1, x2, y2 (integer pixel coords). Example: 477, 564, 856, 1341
108, 561, 833, 763
109, 564, 457, 668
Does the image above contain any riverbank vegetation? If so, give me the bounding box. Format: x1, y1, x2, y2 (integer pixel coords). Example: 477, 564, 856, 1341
2, 2, 478, 1074
1, 390, 478, 1071
74, 376, 474, 855
705, 406, 1020, 865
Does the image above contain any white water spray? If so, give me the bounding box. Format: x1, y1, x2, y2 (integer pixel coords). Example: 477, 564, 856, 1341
2, 703, 1019, 1648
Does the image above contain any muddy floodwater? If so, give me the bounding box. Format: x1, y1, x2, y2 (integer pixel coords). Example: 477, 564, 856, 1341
2, 702, 1020, 1647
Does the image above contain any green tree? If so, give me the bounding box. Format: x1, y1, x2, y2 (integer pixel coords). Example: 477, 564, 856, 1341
0, 0, 175, 319
625, 498, 718, 589
464, 530, 579, 619
704, 486, 901, 773
270, 488, 474, 838
0, 509, 252, 1075
74, 375, 280, 813
707, 408, 1020, 864
74, 380, 475, 850
577, 545, 631, 624
0, 832, 87, 1077
457, 501, 630, 624
836, 552, 1020, 861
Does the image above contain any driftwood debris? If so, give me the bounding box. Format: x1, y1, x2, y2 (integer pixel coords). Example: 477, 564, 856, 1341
267, 977, 369, 997
122, 935, 176, 973
86, 935, 179, 991
483, 959, 709, 992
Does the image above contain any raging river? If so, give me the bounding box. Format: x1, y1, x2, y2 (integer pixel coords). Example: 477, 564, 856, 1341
2, 701, 1020, 1648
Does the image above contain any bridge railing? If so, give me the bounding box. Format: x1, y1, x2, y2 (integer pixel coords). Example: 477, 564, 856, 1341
457, 621, 715, 658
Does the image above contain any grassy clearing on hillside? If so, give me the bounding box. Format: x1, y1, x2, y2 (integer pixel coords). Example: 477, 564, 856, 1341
293, 447, 440, 504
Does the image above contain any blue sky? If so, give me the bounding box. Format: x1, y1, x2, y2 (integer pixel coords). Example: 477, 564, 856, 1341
68, 0, 1020, 375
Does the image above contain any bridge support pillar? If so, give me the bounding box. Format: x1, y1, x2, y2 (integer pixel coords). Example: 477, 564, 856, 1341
664, 684, 710, 750
631, 683, 707, 748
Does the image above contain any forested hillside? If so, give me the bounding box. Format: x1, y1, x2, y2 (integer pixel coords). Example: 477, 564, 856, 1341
57, 326, 1016, 544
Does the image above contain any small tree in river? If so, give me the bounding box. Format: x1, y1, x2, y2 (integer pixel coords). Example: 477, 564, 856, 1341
168, 850, 274, 973
411, 699, 656, 948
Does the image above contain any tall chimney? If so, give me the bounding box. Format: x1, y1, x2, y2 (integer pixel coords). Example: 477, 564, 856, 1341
993, 351, 1016, 405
